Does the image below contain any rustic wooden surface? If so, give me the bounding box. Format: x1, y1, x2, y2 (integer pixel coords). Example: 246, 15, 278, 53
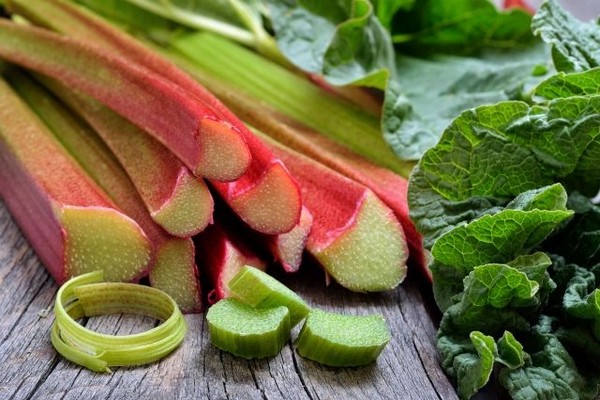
0, 200, 458, 400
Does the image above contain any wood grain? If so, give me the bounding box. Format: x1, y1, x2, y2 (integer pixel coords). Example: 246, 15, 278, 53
0, 200, 457, 400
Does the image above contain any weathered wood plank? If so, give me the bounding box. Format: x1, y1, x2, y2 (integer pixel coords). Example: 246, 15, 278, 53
0, 200, 457, 400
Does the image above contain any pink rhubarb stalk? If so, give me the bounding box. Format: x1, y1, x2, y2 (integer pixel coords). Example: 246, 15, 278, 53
8, 70, 202, 312
41, 77, 214, 238
257, 133, 408, 292
0, 18, 251, 181
7, 0, 303, 235
0, 75, 152, 283
195, 222, 267, 304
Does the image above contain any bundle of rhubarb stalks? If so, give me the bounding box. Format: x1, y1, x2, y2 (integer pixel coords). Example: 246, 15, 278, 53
0, 0, 425, 312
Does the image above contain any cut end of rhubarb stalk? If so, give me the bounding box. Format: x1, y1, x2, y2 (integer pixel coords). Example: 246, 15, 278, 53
230, 161, 302, 235
58, 205, 152, 282
272, 206, 313, 273
149, 238, 202, 313
195, 118, 251, 181
151, 171, 214, 237
310, 192, 408, 292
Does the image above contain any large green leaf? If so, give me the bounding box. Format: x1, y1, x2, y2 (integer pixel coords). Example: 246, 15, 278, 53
266, 0, 395, 88
499, 316, 597, 400
391, 0, 533, 54
383, 48, 551, 160
532, 0, 600, 73
535, 68, 600, 100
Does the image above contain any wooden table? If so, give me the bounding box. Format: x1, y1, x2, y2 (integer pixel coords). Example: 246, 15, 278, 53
0, 201, 457, 400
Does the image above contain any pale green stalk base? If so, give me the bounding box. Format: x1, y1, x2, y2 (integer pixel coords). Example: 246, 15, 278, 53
311, 192, 408, 292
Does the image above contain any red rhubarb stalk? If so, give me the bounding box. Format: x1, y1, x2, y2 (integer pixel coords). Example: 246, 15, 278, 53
256, 133, 408, 292
195, 222, 267, 304
0, 18, 251, 181
9, 70, 202, 312
40, 77, 214, 238
0, 75, 152, 283
167, 74, 427, 278
7, 0, 303, 235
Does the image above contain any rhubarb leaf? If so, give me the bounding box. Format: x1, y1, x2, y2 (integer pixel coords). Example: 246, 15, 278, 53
535, 68, 600, 100
532, 0, 600, 73
499, 316, 598, 400
383, 47, 551, 160
266, 0, 395, 89
496, 331, 526, 369
371, 0, 414, 30
390, 0, 534, 54
437, 331, 497, 400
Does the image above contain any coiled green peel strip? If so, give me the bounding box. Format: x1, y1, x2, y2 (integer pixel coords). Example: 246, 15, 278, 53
51, 271, 187, 372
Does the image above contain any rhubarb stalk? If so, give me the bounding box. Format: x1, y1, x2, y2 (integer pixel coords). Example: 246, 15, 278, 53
7, 0, 303, 235
256, 133, 408, 292
0, 75, 152, 283
39, 76, 213, 238
0, 18, 251, 181
195, 221, 267, 304
8, 70, 202, 312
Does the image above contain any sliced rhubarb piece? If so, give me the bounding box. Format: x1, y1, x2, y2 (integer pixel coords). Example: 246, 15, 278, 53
295, 310, 391, 367
7, 70, 202, 312
228, 266, 311, 328
37, 76, 213, 238
7, 0, 303, 235
0, 19, 250, 181
195, 221, 267, 304
206, 298, 290, 359
256, 133, 408, 292
0, 76, 152, 283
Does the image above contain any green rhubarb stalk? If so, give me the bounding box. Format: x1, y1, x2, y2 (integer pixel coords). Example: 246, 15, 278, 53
40, 76, 214, 238
52, 271, 186, 372
0, 73, 152, 283
0, 19, 251, 181
295, 309, 391, 367
8, 69, 202, 312
168, 32, 414, 177
206, 298, 290, 359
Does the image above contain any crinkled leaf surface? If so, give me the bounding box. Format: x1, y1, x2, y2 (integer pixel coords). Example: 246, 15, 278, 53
497, 331, 526, 369
535, 68, 600, 100
267, 0, 395, 88
383, 47, 551, 160
532, 0, 600, 73
437, 331, 497, 400
499, 316, 597, 400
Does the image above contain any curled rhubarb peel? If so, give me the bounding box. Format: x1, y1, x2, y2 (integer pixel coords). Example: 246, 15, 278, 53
52, 271, 187, 372
7, 0, 302, 235
0, 19, 251, 181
